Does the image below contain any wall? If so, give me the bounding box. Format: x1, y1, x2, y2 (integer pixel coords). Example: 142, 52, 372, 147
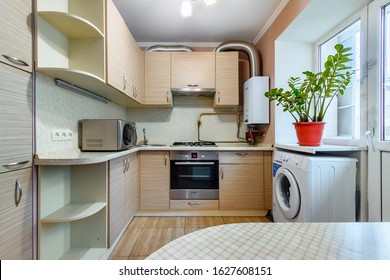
128, 97, 246, 144
35, 73, 128, 154
274, 41, 314, 144
255, 0, 311, 145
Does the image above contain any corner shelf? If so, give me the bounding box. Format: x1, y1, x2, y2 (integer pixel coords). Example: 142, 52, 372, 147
37, 11, 104, 38
41, 202, 106, 223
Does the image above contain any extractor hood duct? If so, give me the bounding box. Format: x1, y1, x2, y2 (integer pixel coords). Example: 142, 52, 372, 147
215, 40, 260, 77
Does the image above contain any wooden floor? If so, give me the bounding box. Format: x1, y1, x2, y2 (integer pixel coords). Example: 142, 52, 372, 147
109, 216, 271, 260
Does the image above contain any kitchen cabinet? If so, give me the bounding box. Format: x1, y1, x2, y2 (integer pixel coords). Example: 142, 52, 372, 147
35, 0, 106, 83
108, 153, 138, 248
144, 52, 172, 106
0, 0, 32, 73
0, 63, 33, 174
0, 168, 33, 260
139, 151, 170, 210
171, 52, 215, 90
38, 163, 107, 260
219, 151, 265, 210
106, 0, 144, 103
214, 52, 239, 106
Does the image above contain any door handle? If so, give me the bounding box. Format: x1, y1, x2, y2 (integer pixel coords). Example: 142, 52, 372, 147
15, 180, 22, 207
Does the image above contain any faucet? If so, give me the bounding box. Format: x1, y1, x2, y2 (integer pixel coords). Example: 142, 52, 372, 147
143, 128, 148, 145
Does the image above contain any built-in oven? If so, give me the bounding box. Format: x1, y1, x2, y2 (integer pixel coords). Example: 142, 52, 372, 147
170, 150, 219, 200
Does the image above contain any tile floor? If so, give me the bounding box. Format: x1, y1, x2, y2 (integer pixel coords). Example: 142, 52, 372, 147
109, 216, 270, 260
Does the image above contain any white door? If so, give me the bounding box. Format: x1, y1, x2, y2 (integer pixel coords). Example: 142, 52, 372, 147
367, 0, 390, 221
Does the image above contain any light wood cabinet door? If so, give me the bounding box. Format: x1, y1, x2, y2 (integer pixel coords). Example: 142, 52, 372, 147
106, 0, 143, 103
171, 52, 215, 89
144, 52, 172, 105
108, 157, 126, 247
0, 0, 32, 73
125, 153, 138, 222
219, 152, 265, 210
139, 151, 170, 210
214, 52, 239, 106
0, 168, 33, 259
0, 63, 32, 174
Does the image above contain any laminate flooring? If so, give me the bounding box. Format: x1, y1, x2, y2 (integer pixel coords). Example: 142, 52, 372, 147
109, 216, 271, 260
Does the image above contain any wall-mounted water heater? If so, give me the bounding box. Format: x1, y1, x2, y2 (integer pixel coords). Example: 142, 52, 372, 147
244, 76, 270, 124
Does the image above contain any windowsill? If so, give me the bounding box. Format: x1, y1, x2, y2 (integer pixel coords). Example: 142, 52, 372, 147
274, 143, 367, 154
322, 137, 364, 147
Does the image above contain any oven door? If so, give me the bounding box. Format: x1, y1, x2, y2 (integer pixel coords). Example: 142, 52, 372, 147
170, 160, 219, 200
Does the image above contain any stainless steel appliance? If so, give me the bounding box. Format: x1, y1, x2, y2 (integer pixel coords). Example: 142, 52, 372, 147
81, 119, 137, 151
170, 144, 219, 200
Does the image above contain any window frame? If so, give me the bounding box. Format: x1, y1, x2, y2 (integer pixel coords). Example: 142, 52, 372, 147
314, 8, 368, 147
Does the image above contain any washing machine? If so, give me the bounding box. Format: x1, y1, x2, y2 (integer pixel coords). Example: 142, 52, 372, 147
272, 150, 357, 223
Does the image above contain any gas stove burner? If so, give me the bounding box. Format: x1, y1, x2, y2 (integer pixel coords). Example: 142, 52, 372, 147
172, 141, 217, 147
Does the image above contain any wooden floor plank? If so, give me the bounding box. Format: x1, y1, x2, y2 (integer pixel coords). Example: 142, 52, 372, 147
144, 217, 185, 228
111, 227, 142, 257
185, 216, 225, 228
223, 216, 264, 224
131, 227, 185, 256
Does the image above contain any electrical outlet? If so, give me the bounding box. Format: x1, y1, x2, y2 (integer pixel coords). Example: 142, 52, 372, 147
52, 129, 73, 141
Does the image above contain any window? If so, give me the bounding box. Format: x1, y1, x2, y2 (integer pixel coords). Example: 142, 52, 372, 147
383, 3, 390, 140
319, 20, 361, 139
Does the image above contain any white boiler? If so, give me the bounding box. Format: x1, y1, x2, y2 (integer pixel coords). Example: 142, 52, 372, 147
243, 76, 269, 124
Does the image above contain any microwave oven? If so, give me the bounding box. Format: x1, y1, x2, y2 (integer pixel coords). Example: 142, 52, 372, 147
81, 119, 137, 151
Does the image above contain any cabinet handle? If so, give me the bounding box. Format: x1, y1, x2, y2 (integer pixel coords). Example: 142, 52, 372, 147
126, 157, 130, 172
218, 91, 220, 103
3, 160, 30, 168
235, 152, 248, 156
123, 158, 126, 173
2, 54, 29, 67
220, 167, 223, 180
188, 202, 200, 207
166, 91, 169, 103
187, 84, 198, 87
15, 180, 22, 207
123, 75, 127, 91
164, 153, 169, 166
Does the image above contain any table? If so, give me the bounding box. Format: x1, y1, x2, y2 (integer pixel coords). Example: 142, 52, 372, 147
146, 222, 390, 260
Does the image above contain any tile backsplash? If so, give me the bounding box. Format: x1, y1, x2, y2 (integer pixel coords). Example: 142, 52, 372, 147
36, 74, 247, 153
36, 74, 127, 153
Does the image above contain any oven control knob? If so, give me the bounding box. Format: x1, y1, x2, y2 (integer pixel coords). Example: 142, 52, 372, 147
201, 154, 205, 159
185, 155, 189, 160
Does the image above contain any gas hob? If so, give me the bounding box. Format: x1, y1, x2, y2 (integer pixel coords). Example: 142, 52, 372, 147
171, 141, 217, 147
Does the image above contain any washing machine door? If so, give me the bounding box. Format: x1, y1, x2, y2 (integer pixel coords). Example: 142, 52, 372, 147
274, 167, 301, 220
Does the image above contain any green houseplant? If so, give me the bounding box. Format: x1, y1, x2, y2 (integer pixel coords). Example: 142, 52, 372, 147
265, 44, 353, 146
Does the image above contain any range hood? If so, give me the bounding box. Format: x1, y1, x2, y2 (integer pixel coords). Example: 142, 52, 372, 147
171, 87, 216, 96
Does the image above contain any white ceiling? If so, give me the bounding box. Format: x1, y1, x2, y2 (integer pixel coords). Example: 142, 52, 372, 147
113, 0, 287, 47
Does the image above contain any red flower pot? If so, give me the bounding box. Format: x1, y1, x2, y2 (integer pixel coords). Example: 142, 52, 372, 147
293, 122, 325, 146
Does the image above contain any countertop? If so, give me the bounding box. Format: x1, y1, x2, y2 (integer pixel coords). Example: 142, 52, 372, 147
34, 143, 274, 166
274, 143, 367, 154
146, 222, 390, 260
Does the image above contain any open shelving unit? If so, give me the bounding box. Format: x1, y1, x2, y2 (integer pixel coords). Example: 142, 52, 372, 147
35, 0, 106, 90
38, 163, 108, 260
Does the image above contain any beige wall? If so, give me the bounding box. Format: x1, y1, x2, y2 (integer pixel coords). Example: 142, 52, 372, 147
255, 0, 310, 144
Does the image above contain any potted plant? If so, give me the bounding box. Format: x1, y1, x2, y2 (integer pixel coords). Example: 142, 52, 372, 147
264, 44, 353, 146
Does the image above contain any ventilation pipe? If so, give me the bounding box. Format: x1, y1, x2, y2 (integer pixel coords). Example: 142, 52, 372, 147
214, 40, 260, 77
145, 45, 194, 52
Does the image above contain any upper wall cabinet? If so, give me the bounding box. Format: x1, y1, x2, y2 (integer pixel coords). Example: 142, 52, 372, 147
0, 0, 33, 73
35, 0, 106, 82
144, 52, 172, 106
106, 0, 144, 104
171, 52, 215, 90
214, 52, 239, 107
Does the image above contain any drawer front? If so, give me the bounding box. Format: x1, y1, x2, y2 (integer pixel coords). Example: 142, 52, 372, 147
219, 151, 263, 164
170, 200, 219, 210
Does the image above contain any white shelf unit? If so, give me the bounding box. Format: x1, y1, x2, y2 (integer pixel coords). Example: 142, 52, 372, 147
38, 163, 108, 260
35, 0, 106, 83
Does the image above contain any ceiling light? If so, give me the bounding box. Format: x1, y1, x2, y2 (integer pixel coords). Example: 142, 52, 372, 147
181, 0, 192, 17
204, 0, 216, 6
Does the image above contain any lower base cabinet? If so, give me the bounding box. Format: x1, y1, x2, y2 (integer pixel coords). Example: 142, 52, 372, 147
108, 153, 138, 248
219, 151, 268, 210
0, 168, 33, 260
38, 164, 107, 260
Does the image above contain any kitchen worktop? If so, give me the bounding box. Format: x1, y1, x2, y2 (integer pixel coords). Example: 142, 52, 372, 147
146, 222, 390, 260
34, 143, 273, 166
